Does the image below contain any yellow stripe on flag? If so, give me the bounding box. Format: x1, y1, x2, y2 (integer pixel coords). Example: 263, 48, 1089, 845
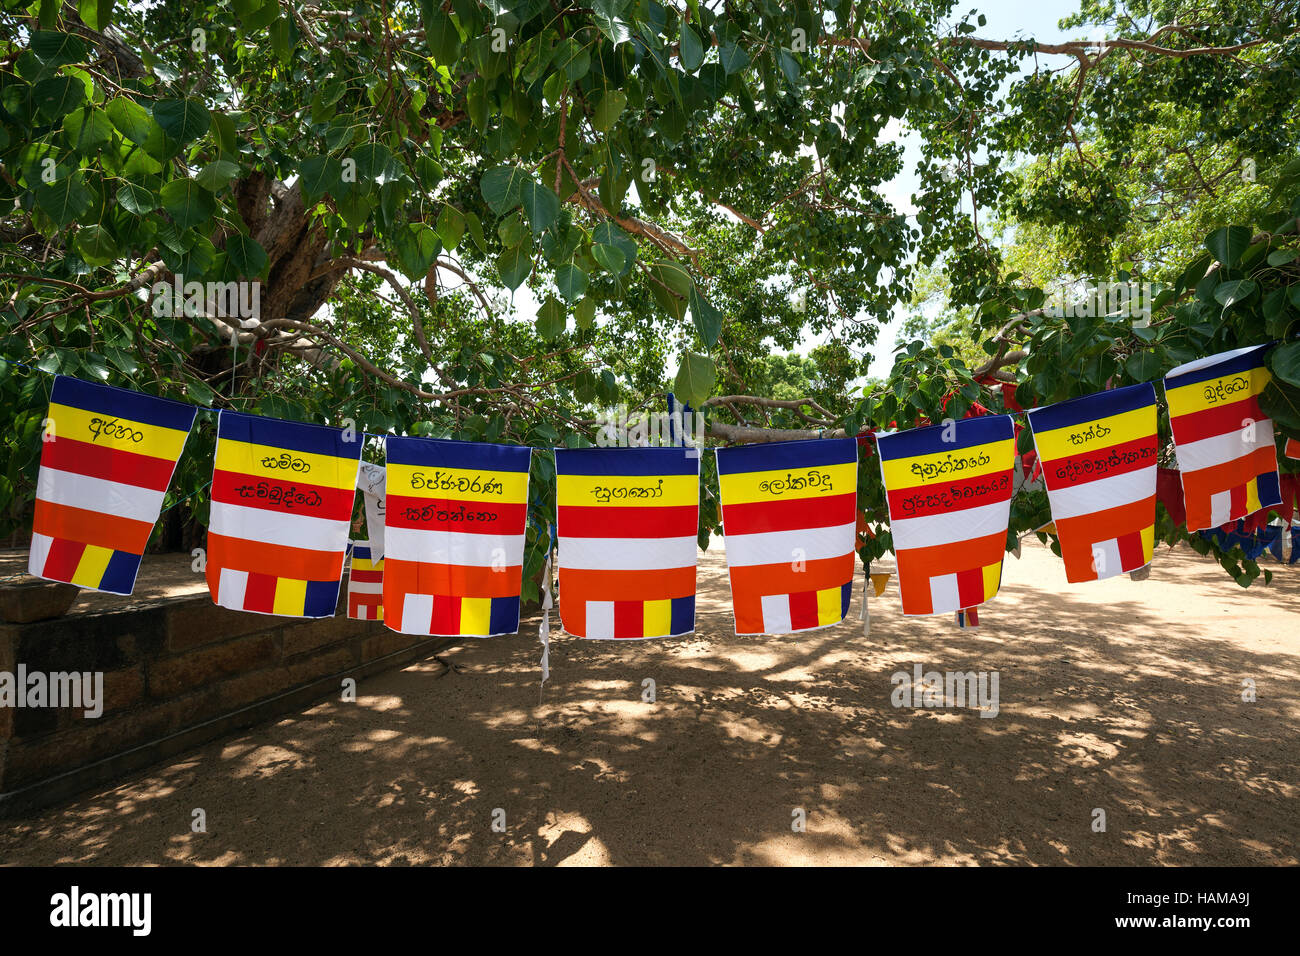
981, 561, 1001, 602
386, 463, 529, 503
48, 402, 189, 461
643, 599, 671, 636
1245, 476, 1262, 515
880, 438, 1016, 490
1165, 367, 1270, 419
556, 473, 698, 508
70, 544, 114, 588
273, 577, 307, 616
1033, 405, 1157, 462
351, 556, 383, 572
460, 596, 492, 635
215, 438, 359, 490
1140, 525, 1154, 564
816, 585, 841, 626
717, 461, 856, 505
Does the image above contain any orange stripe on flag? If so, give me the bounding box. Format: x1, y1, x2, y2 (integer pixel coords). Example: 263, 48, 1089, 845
559, 566, 696, 604
205, 531, 345, 581
32, 499, 154, 554
382, 559, 523, 598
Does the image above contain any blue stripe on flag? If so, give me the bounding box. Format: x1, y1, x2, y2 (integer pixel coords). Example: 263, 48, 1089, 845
715, 436, 857, 475
670, 594, 695, 634
489, 595, 520, 635
217, 409, 361, 458
52, 375, 198, 432
1027, 382, 1156, 433
876, 414, 1015, 461
555, 445, 700, 476
385, 435, 532, 472
304, 579, 342, 617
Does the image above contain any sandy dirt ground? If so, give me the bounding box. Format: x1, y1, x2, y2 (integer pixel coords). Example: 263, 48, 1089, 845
1, 537, 1297, 866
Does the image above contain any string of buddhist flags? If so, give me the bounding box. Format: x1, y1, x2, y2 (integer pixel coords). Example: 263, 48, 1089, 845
19, 341, 1299, 639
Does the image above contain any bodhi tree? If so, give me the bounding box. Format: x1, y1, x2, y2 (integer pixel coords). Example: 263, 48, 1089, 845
1, 0, 1298, 595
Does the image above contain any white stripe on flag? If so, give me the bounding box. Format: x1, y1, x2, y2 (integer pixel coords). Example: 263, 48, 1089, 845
1174, 420, 1274, 472
760, 593, 792, 634
1209, 490, 1233, 527
1046, 466, 1155, 520
929, 573, 960, 614
559, 535, 697, 571
37, 468, 166, 523
384, 526, 525, 567
348, 580, 383, 594
399, 593, 433, 634
1090, 538, 1122, 579
209, 501, 349, 553
217, 567, 248, 609
890, 499, 1013, 551
28, 532, 53, 578
585, 600, 615, 638
723, 523, 855, 568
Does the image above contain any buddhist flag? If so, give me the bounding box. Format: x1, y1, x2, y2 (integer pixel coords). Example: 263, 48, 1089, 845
347, 540, 384, 621
1027, 383, 1159, 582
1286, 437, 1300, 460
715, 438, 857, 635
29, 375, 197, 594
1164, 344, 1282, 531
876, 416, 1016, 616
206, 411, 363, 617
555, 446, 698, 640
382, 438, 531, 637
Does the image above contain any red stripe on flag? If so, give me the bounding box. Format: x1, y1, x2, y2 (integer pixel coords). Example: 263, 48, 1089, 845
558, 503, 698, 537
385, 495, 527, 532
243, 572, 277, 613
1038, 434, 1158, 486
720, 493, 857, 535
1169, 396, 1265, 444
349, 568, 383, 584
430, 595, 459, 634
41, 435, 177, 491
788, 590, 818, 630
1229, 482, 1247, 523
956, 566, 984, 608
42, 537, 87, 581
1117, 530, 1145, 569
210, 470, 355, 520
613, 601, 642, 638
885, 471, 1014, 520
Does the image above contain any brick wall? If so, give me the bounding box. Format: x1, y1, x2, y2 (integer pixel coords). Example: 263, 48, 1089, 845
0, 586, 454, 816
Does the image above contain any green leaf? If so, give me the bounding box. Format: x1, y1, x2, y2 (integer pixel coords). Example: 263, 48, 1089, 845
519, 178, 560, 236
1124, 349, 1162, 383
105, 96, 156, 145
153, 98, 211, 144
1271, 340, 1300, 388
1205, 225, 1252, 268
77, 0, 115, 32
74, 224, 119, 267
31, 31, 89, 65
226, 233, 268, 277
62, 105, 113, 151
556, 262, 588, 302
1268, 248, 1298, 267
591, 242, 625, 275
299, 154, 343, 199
465, 211, 486, 253
436, 203, 466, 250
116, 181, 157, 214
195, 159, 240, 192
393, 223, 441, 280
423, 7, 463, 65
591, 90, 627, 132
718, 42, 750, 75
689, 286, 723, 347
497, 244, 532, 290
574, 297, 596, 329
1213, 278, 1256, 309
673, 352, 716, 407
679, 24, 705, 72
35, 172, 92, 226
592, 0, 632, 45
480, 164, 528, 216
159, 179, 217, 230
33, 76, 86, 120
536, 295, 565, 340
555, 37, 590, 82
